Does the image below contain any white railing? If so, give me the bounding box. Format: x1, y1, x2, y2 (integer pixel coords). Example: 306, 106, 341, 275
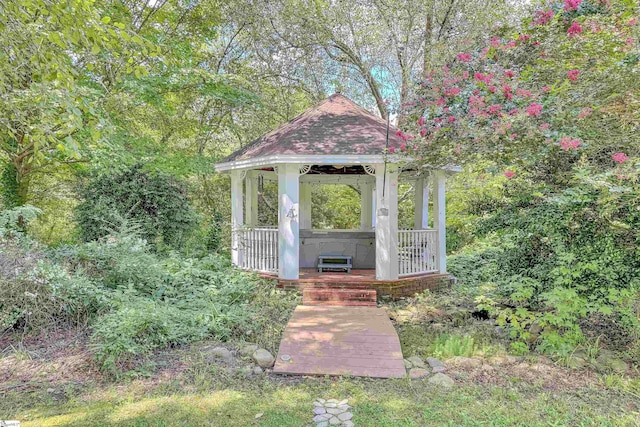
398, 229, 438, 277
238, 227, 278, 273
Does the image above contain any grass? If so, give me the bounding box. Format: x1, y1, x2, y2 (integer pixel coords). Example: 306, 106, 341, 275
3, 376, 640, 426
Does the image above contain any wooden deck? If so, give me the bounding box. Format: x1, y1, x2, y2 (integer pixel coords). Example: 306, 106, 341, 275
273, 305, 405, 378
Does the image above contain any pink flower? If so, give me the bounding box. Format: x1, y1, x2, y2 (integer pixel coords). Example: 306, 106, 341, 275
567, 69, 580, 82
388, 146, 396, 154
518, 34, 531, 42
526, 103, 543, 117
418, 116, 426, 126
504, 40, 518, 48
504, 70, 515, 78
444, 86, 461, 97
629, 18, 638, 26
457, 52, 472, 62
462, 71, 470, 79
400, 143, 407, 151
541, 85, 551, 93
510, 133, 518, 139
488, 86, 497, 93
559, 136, 581, 150
564, 0, 582, 12
577, 107, 592, 119
509, 109, 519, 116
490, 37, 502, 48
612, 152, 629, 163
516, 88, 532, 98
488, 104, 502, 115
539, 123, 550, 131
420, 128, 428, 137
533, 9, 554, 26
504, 171, 515, 178
567, 21, 582, 36
447, 115, 456, 123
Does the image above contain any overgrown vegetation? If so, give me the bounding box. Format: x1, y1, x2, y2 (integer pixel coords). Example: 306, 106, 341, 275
0, 207, 298, 375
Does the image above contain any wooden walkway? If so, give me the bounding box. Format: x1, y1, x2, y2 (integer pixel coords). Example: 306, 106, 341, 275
273, 305, 405, 378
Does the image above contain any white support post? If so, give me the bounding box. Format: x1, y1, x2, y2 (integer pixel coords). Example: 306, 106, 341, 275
371, 187, 377, 228
299, 182, 312, 230
245, 173, 258, 227
230, 170, 244, 267
413, 176, 430, 229
360, 182, 373, 230
433, 171, 447, 273
414, 177, 424, 230
278, 164, 300, 279
375, 163, 399, 280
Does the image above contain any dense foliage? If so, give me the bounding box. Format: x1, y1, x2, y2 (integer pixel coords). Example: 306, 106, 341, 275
0, 207, 297, 374
409, 0, 640, 356
76, 165, 198, 249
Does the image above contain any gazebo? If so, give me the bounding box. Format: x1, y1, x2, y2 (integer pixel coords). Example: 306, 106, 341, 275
215, 93, 457, 295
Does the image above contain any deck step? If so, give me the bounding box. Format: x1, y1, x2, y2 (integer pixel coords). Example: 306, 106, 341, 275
302, 288, 377, 306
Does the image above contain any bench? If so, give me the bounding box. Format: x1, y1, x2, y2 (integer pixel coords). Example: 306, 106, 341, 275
318, 254, 352, 273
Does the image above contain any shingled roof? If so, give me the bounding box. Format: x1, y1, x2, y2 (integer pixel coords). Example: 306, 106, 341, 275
221, 93, 405, 163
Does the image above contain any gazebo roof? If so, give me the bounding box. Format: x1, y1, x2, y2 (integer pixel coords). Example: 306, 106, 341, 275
220, 93, 405, 164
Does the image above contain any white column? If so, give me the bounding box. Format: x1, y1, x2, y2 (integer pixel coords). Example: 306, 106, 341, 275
230, 170, 244, 267
371, 187, 377, 228
375, 163, 399, 280
433, 171, 447, 273
278, 164, 300, 279
360, 182, 373, 230
245, 173, 258, 226
414, 176, 430, 229
299, 182, 312, 230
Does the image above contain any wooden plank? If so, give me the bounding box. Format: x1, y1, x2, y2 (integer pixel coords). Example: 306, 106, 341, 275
273, 306, 405, 379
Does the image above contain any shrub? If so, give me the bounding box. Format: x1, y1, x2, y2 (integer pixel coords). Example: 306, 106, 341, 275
75, 165, 198, 249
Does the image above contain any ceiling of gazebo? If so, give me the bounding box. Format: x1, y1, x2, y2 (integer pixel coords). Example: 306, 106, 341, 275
220, 93, 406, 163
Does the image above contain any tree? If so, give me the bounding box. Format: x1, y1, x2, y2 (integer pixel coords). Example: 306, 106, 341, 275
0, 0, 151, 207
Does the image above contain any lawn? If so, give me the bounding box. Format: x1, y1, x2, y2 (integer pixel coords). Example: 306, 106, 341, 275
3, 352, 640, 427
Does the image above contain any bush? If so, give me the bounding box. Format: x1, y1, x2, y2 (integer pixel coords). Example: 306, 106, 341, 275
451, 172, 640, 356
76, 165, 198, 249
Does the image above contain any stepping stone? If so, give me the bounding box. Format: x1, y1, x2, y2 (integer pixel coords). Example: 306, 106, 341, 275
404, 359, 413, 369
338, 399, 349, 406
317, 422, 329, 427
314, 406, 326, 415
338, 412, 353, 421
343, 421, 355, 427
326, 407, 345, 415
329, 416, 341, 425
313, 414, 331, 422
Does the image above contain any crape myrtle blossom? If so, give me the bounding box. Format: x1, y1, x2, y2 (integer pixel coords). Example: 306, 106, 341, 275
612, 152, 629, 163
402, 1, 638, 183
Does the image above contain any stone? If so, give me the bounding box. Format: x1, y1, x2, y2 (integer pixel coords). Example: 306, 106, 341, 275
409, 368, 430, 378
426, 357, 446, 370
329, 416, 341, 425
566, 357, 588, 369
338, 412, 353, 421
313, 414, 331, 422
407, 356, 426, 368
326, 407, 344, 415
317, 422, 329, 427
253, 366, 263, 375
337, 404, 350, 411
343, 421, 355, 427
446, 356, 482, 368
317, 398, 326, 404
325, 402, 337, 408
428, 372, 455, 388
240, 344, 258, 356
206, 346, 233, 362
596, 351, 628, 373
252, 349, 275, 368
338, 399, 349, 406
314, 406, 327, 415
2, 422, 20, 427
432, 366, 447, 373
326, 398, 339, 403
403, 359, 413, 369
